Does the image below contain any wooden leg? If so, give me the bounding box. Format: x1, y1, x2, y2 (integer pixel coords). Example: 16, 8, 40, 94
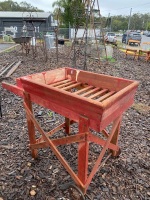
65, 117, 71, 134
85, 116, 121, 190
23, 92, 38, 158
110, 115, 122, 157
78, 116, 89, 187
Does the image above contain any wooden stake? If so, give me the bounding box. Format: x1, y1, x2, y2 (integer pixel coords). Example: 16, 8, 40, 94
6, 61, 22, 77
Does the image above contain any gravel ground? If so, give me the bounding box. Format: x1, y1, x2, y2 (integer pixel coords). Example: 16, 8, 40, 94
0, 46, 150, 200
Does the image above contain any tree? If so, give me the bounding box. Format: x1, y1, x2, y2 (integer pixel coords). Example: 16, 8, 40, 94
147, 22, 150, 31
52, 0, 85, 28
0, 0, 43, 12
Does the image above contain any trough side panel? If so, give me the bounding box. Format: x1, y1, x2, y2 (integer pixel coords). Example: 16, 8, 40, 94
27, 73, 46, 84
20, 79, 103, 127
100, 88, 137, 131
29, 93, 101, 132
66, 68, 79, 81
77, 71, 133, 91
44, 68, 66, 84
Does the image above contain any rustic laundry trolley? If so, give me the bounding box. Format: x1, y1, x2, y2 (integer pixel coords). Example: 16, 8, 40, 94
2, 67, 139, 197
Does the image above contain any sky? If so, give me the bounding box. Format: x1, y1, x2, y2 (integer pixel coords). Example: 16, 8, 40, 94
10, 0, 150, 16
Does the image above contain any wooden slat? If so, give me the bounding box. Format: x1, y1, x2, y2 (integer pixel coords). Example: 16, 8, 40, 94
89, 89, 108, 99
80, 87, 100, 97
73, 85, 94, 94
36, 122, 66, 143
2, 82, 24, 97
6, 61, 22, 77
96, 91, 116, 102
50, 79, 70, 87
30, 133, 86, 149
62, 82, 82, 91
56, 81, 76, 89
88, 133, 119, 151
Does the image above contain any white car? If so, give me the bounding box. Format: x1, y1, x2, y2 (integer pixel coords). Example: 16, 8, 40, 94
104, 32, 117, 44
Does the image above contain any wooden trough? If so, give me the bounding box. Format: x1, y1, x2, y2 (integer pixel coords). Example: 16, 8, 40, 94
13, 36, 32, 55
13, 36, 32, 44
2, 67, 139, 197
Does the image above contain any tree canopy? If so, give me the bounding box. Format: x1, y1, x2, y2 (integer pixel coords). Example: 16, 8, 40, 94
52, 0, 85, 28
1, 0, 150, 31
0, 0, 43, 12
52, 0, 150, 31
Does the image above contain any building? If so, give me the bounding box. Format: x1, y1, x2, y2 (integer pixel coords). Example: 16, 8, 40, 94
0, 11, 57, 38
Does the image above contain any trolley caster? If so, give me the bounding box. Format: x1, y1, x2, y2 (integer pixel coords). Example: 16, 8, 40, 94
110, 148, 121, 158
59, 182, 86, 200
68, 184, 85, 200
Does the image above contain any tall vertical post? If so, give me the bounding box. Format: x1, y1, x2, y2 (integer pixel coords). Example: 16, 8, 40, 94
78, 116, 89, 186
69, 22, 71, 40
84, 2, 89, 71
128, 8, 132, 31
126, 8, 132, 44
23, 92, 38, 158
108, 13, 110, 32
110, 116, 122, 156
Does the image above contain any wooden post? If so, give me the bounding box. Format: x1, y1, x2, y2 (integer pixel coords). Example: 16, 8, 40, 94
65, 117, 71, 134
110, 116, 122, 157
78, 116, 89, 187
23, 92, 38, 158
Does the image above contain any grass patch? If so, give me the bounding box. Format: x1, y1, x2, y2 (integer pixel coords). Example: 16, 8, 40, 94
65, 41, 72, 47
102, 56, 116, 62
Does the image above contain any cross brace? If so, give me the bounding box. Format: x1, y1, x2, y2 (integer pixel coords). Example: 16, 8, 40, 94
23, 92, 121, 194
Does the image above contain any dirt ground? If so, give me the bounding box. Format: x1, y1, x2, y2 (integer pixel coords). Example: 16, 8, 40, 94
0, 45, 150, 200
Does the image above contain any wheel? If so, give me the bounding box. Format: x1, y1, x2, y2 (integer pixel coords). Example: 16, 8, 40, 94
60, 182, 85, 200
68, 185, 85, 200
112, 148, 121, 158
109, 148, 121, 158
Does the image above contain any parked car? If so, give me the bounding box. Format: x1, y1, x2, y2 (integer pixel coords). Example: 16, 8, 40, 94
115, 33, 123, 37
104, 32, 117, 44
146, 31, 150, 37
122, 32, 142, 44
143, 30, 148, 35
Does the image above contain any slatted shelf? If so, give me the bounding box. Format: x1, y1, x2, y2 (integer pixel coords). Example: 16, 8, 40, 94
50, 79, 70, 87
56, 81, 76, 89
49, 80, 116, 103
96, 91, 116, 102
78, 87, 100, 97
73, 85, 94, 94
87, 89, 108, 99
62, 82, 82, 91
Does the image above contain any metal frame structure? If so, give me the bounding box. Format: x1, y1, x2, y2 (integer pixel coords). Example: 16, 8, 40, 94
12, 12, 48, 61
2, 67, 139, 197
69, 0, 107, 70
23, 15, 47, 60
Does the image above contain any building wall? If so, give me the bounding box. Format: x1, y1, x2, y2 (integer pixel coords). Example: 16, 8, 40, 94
0, 15, 52, 38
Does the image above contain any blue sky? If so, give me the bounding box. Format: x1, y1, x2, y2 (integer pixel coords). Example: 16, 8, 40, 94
10, 0, 150, 16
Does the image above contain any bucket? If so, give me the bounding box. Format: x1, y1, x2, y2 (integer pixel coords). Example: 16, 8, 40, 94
44, 35, 55, 49
31, 37, 36, 46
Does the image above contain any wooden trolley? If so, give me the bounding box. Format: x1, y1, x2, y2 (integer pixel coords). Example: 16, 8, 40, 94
2, 67, 139, 196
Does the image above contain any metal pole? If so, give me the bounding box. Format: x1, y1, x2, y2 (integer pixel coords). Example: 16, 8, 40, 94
84, 3, 89, 71
128, 8, 132, 30
69, 22, 71, 40
110, 16, 112, 32
108, 13, 110, 32
126, 8, 132, 44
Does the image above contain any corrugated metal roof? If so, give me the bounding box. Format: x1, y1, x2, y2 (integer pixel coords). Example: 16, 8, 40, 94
0, 11, 51, 18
